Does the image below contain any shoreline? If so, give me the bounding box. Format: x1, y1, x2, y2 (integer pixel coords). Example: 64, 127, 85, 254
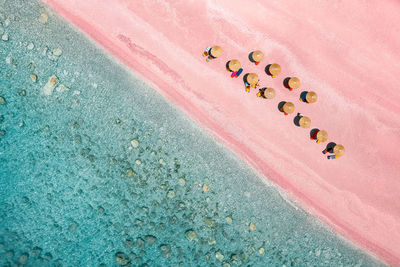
44, 0, 400, 265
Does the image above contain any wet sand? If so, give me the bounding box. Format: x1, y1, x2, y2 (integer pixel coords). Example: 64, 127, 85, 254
43, 0, 400, 265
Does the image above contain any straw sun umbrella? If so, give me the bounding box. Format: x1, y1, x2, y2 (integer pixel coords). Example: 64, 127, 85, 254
334, 144, 345, 157
228, 59, 241, 72
268, 63, 281, 77
282, 102, 295, 114
251, 50, 264, 63
299, 116, 311, 128
264, 88, 275, 99
210, 46, 222, 58
246, 73, 259, 85
288, 77, 300, 90
316, 130, 328, 143
306, 91, 318, 103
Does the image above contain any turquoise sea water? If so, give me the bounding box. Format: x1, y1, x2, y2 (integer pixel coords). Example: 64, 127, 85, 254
0, 1, 385, 266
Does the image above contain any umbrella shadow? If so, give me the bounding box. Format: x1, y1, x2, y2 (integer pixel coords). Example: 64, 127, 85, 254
243, 73, 249, 85
226, 61, 231, 72
265, 64, 272, 76
283, 77, 291, 89
293, 114, 301, 127
278, 101, 286, 113
248, 52, 256, 63
310, 128, 319, 138
324, 142, 337, 153
300, 91, 308, 102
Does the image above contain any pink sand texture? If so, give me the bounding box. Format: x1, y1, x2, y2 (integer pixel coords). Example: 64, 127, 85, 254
44, 0, 400, 265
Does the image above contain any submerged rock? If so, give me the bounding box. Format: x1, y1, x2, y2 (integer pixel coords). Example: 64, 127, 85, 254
208, 237, 216, 245
53, 48, 62, 56
202, 184, 210, 192
130, 139, 139, 148
56, 84, 69, 92
39, 13, 48, 24
0, 96, 5, 105
32, 247, 42, 256
137, 237, 145, 249
204, 218, 215, 227
6, 250, 14, 259
167, 190, 175, 198
68, 222, 78, 233
159, 244, 171, 258
18, 253, 29, 264
115, 252, 130, 265
249, 223, 256, 231
30, 74, 37, 82
41, 75, 58, 95
216, 251, 224, 262
124, 238, 134, 248
18, 89, 26, 96
27, 43, 34, 50
44, 252, 53, 260
178, 178, 185, 186
145, 235, 157, 245
2, 33, 8, 41
185, 229, 197, 242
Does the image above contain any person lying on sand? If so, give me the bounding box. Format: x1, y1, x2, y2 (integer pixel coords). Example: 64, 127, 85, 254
310, 129, 328, 144
323, 143, 345, 159
226, 59, 243, 78
257, 87, 275, 99
244, 73, 259, 92
300, 91, 318, 103
203, 46, 222, 62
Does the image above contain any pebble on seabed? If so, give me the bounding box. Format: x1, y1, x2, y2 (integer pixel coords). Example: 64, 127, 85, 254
2, 33, 8, 41
216, 251, 224, 261
0, 96, 5, 105
130, 139, 139, 148
41, 75, 58, 95
167, 190, 175, 198
202, 184, 210, 192
126, 168, 136, 177
178, 178, 185, 186
226, 217, 233, 224
115, 252, 130, 265
39, 13, 48, 24
18, 253, 29, 264
56, 84, 69, 92
204, 218, 215, 227
258, 247, 265, 254
53, 48, 62, 56
249, 223, 256, 231
30, 74, 37, 82
27, 43, 35, 50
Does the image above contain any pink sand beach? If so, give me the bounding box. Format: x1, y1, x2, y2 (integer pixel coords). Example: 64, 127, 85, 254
44, 0, 400, 265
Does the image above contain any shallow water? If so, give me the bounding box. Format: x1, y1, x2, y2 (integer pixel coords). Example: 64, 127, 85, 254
0, 1, 385, 266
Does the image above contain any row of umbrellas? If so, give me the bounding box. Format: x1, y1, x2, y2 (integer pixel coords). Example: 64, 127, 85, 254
203, 46, 345, 159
